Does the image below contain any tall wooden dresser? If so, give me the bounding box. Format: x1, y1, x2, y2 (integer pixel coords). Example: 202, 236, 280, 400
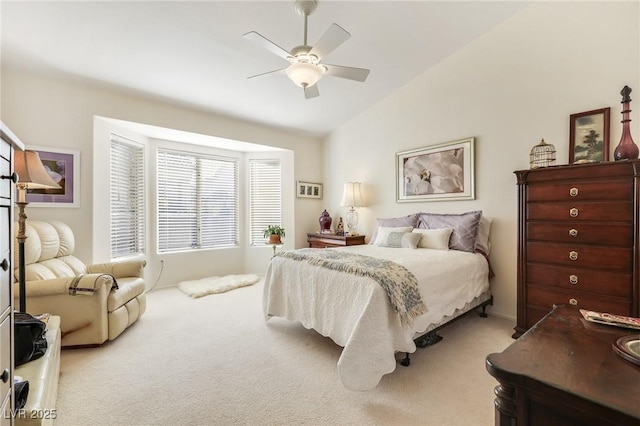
1, 123, 24, 425
514, 161, 640, 338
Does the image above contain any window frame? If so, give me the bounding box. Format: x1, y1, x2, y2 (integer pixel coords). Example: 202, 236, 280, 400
156, 148, 239, 253
110, 134, 145, 259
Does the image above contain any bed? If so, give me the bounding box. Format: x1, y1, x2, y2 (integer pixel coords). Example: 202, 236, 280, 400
263, 211, 493, 391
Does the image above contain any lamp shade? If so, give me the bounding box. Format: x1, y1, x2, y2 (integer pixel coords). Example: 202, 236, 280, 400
14, 150, 61, 189
340, 182, 364, 207
286, 62, 324, 88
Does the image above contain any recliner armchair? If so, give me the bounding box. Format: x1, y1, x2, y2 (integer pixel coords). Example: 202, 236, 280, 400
13, 220, 147, 347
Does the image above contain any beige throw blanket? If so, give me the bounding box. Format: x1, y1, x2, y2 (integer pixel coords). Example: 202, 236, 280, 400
276, 248, 426, 325
68, 274, 118, 296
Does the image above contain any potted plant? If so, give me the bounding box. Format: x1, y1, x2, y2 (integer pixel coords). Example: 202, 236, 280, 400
263, 225, 286, 244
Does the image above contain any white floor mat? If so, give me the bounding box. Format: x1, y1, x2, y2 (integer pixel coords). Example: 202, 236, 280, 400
178, 274, 260, 298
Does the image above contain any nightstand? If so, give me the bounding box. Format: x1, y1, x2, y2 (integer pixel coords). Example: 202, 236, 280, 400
306, 233, 366, 248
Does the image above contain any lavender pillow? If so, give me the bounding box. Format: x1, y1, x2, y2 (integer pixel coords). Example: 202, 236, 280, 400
369, 213, 419, 244
417, 210, 482, 252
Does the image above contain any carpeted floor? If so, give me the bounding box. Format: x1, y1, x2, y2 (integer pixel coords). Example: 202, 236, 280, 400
55, 278, 515, 425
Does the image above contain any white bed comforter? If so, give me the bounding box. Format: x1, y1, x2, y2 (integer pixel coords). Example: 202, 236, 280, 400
263, 245, 490, 391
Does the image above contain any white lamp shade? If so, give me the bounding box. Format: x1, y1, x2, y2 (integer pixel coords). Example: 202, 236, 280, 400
340, 182, 364, 207
14, 150, 61, 189
286, 62, 324, 88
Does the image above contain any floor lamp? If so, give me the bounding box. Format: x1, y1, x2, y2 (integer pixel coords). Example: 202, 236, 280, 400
14, 150, 60, 312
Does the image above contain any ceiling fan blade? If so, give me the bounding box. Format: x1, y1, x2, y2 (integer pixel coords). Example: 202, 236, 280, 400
324, 64, 370, 82
247, 68, 287, 80
309, 24, 350, 59
243, 31, 292, 61
304, 84, 320, 99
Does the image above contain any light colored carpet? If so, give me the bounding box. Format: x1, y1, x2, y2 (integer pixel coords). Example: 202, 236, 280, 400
55, 279, 514, 425
177, 273, 260, 298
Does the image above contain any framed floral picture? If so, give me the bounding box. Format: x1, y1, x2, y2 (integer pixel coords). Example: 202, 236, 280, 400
569, 107, 610, 164
396, 137, 475, 202
25, 146, 80, 207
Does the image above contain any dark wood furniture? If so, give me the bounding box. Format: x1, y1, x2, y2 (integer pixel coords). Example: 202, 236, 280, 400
514, 161, 640, 338
306, 233, 365, 248
486, 305, 640, 426
1, 123, 24, 426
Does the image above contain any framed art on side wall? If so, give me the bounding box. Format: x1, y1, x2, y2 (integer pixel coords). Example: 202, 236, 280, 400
569, 107, 610, 164
396, 137, 475, 202
26, 146, 80, 207
296, 181, 323, 199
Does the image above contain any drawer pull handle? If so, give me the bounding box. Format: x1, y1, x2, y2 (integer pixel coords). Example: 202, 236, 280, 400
569, 251, 578, 261
569, 298, 578, 306
569, 275, 578, 285
0, 258, 8, 271
0, 369, 8, 383
569, 229, 578, 237
569, 187, 579, 197
0, 172, 18, 184
569, 208, 579, 218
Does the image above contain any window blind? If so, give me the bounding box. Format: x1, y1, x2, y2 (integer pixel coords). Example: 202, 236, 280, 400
110, 136, 145, 258
249, 159, 282, 246
157, 149, 238, 252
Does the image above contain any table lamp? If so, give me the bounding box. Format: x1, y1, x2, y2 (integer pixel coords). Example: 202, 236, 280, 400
340, 182, 364, 236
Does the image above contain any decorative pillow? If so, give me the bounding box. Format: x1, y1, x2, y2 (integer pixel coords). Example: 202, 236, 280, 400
372, 226, 414, 246
377, 231, 421, 249
411, 228, 453, 250
417, 210, 482, 252
475, 216, 492, 255
369, 214, 419, 244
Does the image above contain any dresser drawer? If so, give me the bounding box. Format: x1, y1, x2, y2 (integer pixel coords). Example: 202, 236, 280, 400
0, 157, 10, 200
527, 179, 631, 202
527, 201, 631, 222
527, 241, 631, 273
527, 263, 631, 298
0, 207, 9, 314
307, 233, 365, 248
527, 285, 631, 315
0, 315, 10, 409
527, 222, 632, 246
0, 251, 9, 317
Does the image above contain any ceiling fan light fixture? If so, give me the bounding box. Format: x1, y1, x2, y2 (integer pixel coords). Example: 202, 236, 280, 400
286, 62, 324, 88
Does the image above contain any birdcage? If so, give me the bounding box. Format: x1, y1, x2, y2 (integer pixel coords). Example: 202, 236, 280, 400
529, 138, 556, 169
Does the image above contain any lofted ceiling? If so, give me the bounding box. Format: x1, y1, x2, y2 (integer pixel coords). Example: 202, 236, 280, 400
1, 1, 530, 138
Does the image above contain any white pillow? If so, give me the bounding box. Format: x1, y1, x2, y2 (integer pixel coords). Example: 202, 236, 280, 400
412, 228, 454, 250
475, 216, 492, 254
373, 226, 414, 246
377, 231, 422, 249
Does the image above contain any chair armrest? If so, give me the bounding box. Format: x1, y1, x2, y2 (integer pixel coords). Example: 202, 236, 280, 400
14, 274, 115, 298
88, 259, 146, 278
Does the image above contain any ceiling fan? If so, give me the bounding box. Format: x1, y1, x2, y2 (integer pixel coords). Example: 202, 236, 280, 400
243, 0, 370, 99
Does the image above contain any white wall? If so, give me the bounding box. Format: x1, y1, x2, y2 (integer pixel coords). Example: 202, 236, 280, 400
323, 1, 640, 320
2, 2, 638, 313
1, 71, 324, 287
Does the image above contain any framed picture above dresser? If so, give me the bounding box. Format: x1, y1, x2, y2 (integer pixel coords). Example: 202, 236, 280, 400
514, 161, 640, 338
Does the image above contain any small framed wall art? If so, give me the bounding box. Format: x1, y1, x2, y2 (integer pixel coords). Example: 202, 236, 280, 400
296, 180, 323, 199
569, 107, 610, 164
396, 137, 475, 202
26, 146, 80, 207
